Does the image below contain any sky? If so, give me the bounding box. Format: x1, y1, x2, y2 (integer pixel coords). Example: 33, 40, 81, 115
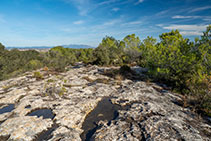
0, 0, 210, 47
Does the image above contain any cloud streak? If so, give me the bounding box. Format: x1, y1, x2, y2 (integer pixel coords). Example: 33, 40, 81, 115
102, 18, 122, 26
172, 15, 200, 19
62, 0, 120, 16
180, 31, 202, 36
62, 0, 92, 16
121, 20, 142, 26
162, 24, 207, 31
73, 20, 84, 25
189, 6, 211, 13
172, 15, 211, 21
158, 24, 208, 36
97, 0, 117, 6
135, 0, 144, 5
112, 7, 120, 12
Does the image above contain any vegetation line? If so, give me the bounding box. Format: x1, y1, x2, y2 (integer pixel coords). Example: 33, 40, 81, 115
0, 25, 210, 116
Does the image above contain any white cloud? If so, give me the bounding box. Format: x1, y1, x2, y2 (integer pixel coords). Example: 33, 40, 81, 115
155, 10, 170, 16
127, 21, 142, 25
112, 7, 120, 12
62, 0, 119, 16
180, 31, 202, 36
103, 19, 120, 26
73, 20, 84, 25
172, 15, 200, 19
138, 0, 144, 3
190, 6, 211, 13
158, 24, 208, 36
62, 0, 92, 16
90, 18, 123, 31
135, 0, 144, 5
122, 20, 142, 26
172, 15, 211, 21
162, 24, 207, 31
97, 0, 117, 6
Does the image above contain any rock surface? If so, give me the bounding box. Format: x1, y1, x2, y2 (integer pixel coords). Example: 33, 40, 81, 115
0, 64, 210, 141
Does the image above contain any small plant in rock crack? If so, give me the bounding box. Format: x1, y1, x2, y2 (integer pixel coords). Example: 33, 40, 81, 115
33, 71, 43, 80
58, 86, 67, 96
47, 79, 55, 83
63, 79, 67, 83
43, 82, 67, 98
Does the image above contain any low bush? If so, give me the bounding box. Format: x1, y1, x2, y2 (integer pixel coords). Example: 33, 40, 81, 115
33, 71, 43, 80
0, 25, 210, 117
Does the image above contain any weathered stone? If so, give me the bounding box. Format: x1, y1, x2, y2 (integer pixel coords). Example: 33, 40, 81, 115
0, 65, 210, 141
0, 116, 53, 140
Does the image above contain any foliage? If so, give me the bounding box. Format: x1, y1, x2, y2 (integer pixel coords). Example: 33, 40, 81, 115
93, 35, 142, 65
26, 59, 43, 70
142, 30, 196, 91
187, 75, 211, 116
93, 36, 124, 65
123, 34, 142, 63
0, 48, 44, 80
139, 36, 157, 67
0, 25, 210, 116
33, 71, 43, 80
140, 26, 211, 115
0, 43, 5, 52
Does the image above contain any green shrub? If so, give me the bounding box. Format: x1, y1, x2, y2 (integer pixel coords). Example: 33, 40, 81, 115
47, 79, 55, 83
93, 36, 124, 66
33, 71, 43, 80
140, 26, 211, 116
186, 75, 211, 116
26, 59, 43, 70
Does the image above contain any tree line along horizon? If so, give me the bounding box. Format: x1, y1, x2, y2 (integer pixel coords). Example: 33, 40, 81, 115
0, 25, 210, 116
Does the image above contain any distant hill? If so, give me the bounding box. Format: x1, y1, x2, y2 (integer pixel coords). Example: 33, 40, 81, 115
6, 44, 95, 50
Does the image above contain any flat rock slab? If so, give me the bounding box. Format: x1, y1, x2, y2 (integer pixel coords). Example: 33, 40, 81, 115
0, 116, 53, 140
0, 65, 210, 141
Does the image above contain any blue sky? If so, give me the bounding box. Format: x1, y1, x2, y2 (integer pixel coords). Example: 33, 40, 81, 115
0, 0, 210, 47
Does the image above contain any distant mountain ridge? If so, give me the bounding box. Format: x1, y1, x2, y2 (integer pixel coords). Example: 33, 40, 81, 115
6, 44, 95, 49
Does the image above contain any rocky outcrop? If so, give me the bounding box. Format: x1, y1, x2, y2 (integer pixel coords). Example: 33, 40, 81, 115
0, 65, 210, 141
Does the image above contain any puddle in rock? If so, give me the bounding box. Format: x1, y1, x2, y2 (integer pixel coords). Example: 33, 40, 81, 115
0, 104, 15, 114
27, 109, 55, 119
80, 97, 125, 141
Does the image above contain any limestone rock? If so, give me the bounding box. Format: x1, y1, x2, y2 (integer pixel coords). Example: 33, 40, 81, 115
0, 65, 210, 141
0, 116, 53, 140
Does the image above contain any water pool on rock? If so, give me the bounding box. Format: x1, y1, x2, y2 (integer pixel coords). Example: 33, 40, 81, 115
80, 97, 123, 141
0, 104, 15, 114
26, 108, 55, 119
